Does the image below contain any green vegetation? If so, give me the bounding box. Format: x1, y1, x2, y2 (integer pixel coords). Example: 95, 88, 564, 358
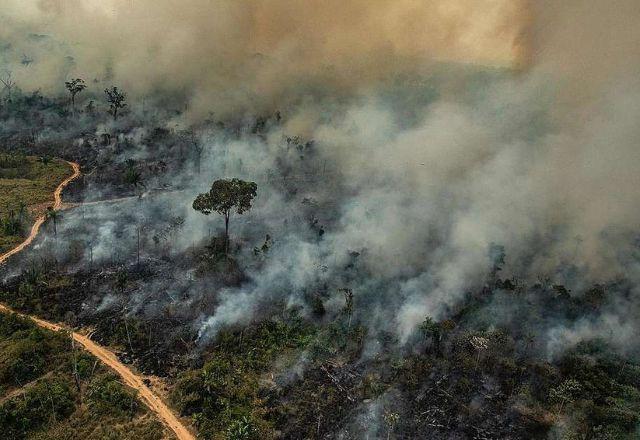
171, 313, 314, 440
166, 311, 640, 439
9, 257, 640, 438
0, 312, 171, 440
0, 154, 72, 253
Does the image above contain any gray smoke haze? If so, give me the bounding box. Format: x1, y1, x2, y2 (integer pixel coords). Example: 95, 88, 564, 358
197, 0, 640, 349
3, 1, 640, 356
1, 0, 522, 117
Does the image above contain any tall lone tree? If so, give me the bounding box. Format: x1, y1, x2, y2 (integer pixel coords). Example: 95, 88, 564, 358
65, 78, 86, 114
193, 178, 257, 255
104, 86, 126, 120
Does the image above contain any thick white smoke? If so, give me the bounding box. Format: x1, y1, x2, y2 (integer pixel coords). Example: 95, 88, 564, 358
4, 1, 640, 354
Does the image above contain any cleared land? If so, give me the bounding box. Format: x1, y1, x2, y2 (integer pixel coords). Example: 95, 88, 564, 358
0, 158, 194, 440
0, 155, 73, 254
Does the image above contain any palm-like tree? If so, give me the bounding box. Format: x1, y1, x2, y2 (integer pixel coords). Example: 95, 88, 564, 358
47, 207, 59, 236
124, 159, 144, 197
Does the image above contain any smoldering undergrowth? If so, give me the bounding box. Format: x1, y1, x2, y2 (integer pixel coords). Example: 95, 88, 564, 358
3, 65, 640, 365
2, 2, 640, 437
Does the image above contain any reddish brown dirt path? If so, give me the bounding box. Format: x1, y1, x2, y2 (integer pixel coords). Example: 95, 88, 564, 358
0, 160, 80, 265
0, 304, 194, 440
0, 161, 195, 440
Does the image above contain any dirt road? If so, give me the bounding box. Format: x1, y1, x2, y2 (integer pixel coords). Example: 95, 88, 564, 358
0, 160, 195, 440
0, 160, 80, 265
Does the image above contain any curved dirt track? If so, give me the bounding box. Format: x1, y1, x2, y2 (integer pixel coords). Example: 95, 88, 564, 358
0, 160, 80, 265
0, 160, 195, 440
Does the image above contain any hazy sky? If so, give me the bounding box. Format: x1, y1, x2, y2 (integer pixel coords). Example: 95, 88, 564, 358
1, 0, 524, 114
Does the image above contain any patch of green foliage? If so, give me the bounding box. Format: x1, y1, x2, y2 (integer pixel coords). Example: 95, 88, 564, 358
180, 309, 640, 440
0, 312, 170, 440
0, 374, 76, 438
550, 342, 640, 439
86, 373, 140, 417
0, 259, 74, 320
171, 313, 315, 439
0, 312, 69, 387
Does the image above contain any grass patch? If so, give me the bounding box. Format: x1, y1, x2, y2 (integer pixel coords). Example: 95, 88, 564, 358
171, 314, 315, 439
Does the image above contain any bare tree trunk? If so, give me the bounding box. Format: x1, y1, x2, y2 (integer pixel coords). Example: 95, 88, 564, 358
137, 226, 140, 267
316, 413, 322, 437
124, 318, 134, 354
71, 333, 81, 396
89, 360, 98, 380
46, 383, 57, 423
224, 212, 230, 256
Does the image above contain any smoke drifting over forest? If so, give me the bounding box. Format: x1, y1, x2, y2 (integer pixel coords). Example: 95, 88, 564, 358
2, 0, 523, 114
3, 0, 640, 360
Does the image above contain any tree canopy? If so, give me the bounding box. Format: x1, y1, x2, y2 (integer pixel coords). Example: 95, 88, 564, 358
104, 86, 126, 120
193, 178, 257, 254
193, 179, 257, 217
65, 78, 86, 112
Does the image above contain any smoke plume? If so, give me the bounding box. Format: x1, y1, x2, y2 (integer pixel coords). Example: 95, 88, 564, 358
3, 0, 640, 356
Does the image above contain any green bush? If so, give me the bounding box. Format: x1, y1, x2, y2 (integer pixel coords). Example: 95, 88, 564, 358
86, 373, 140, 417
0, 375, 75, 439
0, 324, 67, 386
